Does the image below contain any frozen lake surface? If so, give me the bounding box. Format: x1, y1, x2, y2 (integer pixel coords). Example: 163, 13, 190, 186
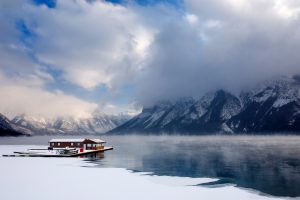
1, 135, 300, 200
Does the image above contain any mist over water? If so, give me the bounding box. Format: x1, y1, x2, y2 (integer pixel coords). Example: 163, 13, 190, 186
1, 135, 300, 197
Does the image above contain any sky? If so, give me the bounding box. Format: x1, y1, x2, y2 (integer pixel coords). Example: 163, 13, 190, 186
0, 0, 300, 118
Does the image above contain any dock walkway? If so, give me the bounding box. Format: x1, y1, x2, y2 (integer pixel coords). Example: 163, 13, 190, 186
3, 147, 113, 157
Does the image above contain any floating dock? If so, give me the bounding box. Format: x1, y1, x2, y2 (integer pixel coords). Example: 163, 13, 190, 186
3, 147, 113, 157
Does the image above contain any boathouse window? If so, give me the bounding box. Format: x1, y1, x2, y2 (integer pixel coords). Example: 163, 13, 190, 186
58, 143, 60, 146
51, 143, 54, 146
87, 144, 91, 147
71, 143, 73, 146
77, 143, 80, 146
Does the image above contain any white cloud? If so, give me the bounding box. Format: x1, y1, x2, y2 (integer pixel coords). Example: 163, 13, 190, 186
98, 102, 142, 117
185, 14, 198, 25
0, 0, 149, 118
135, 0, 300, 105
1, 0, 300, 115
0, 3, 36, 74
0, 71, 97, 119
23, 0, 153, 90
274, 0, 300, 19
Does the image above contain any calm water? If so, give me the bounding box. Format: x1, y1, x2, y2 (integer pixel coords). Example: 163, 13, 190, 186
1, 135, 300, 197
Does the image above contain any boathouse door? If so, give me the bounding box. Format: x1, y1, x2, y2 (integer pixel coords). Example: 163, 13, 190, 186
83, 144, 86, 150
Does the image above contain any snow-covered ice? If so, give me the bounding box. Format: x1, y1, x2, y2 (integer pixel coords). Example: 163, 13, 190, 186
0, 145, 294, 200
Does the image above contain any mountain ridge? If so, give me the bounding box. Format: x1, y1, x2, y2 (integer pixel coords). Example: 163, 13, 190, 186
11, 113, 131, 135
110, 76, 300, 134
0, 113, 32, 136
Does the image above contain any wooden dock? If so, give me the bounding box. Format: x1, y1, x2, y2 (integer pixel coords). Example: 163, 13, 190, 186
2, 147, 113, 157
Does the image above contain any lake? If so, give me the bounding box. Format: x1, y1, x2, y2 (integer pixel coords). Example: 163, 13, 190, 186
1, 135, 300, 199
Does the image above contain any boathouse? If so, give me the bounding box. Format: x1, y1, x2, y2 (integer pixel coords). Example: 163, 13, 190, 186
49, 138, 105, 151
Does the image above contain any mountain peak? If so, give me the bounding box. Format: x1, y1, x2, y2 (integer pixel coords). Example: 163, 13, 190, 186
110, 76, 300, 134
11, 112, 131, 135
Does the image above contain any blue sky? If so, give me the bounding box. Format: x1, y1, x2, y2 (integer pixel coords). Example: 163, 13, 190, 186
33, 0, 56, 8
32, 0, 183, 8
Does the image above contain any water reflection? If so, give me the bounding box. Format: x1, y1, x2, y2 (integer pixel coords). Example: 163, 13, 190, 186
140, 142, 300, 197
92, 136, 300, 197
82, 152, 104, 161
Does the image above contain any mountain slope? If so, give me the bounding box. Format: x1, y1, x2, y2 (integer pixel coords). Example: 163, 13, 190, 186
12, 113, 131, 135
111, 76, 300, 134
171, 90, 242, 133
0, 114, 32, 136
228, 77, 300, 132
111, 91, 242, 134
112, 98, 195, 133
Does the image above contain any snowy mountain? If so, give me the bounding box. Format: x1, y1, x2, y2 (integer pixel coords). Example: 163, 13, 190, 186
0, 114, 32, 136
228, 76, 300, 132
111, 76, 300, 134
111, 98, 195, 133
12, 112, 131, 135
111, 90, 241, 134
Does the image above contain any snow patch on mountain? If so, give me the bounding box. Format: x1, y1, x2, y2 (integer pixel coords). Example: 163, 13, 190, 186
161, 97, 195, 126
273, 99, 294, 108
220, 97, 242, 120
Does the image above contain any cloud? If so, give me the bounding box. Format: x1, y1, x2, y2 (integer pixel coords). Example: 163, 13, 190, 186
135, 0, 300, 105
0, 1, 37, 74
0, 70, 98, 119
23, 0, 153, 90
98, 102, 142, 116
0, 0, 146, 117
1, 0, 300, 116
